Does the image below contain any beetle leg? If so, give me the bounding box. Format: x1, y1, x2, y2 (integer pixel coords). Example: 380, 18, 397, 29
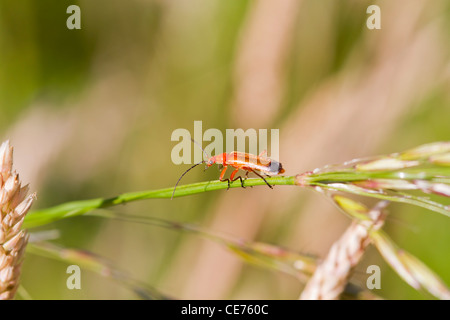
253, 170, 273, 189
219, 166, 232, 190
244, 170, 253, 188
231, 176, 246, 188
230, 169, 246, 188
227, 168, 242, 189
219, 166, 228, 181
229, 168, 239, 181
236, 176, 245, 188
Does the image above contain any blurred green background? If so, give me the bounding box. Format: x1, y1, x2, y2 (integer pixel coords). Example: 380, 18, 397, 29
0, 0, 449, 299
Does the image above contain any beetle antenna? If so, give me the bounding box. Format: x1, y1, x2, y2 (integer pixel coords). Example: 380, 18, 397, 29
171, 161, 205, 200
191, 138, 209, 160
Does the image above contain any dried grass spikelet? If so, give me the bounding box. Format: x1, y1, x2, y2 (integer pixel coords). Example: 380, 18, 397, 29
300, 200, 388, 300
0, 141, 35, 300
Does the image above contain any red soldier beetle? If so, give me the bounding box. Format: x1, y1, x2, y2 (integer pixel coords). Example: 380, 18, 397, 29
171, 139, 285, 199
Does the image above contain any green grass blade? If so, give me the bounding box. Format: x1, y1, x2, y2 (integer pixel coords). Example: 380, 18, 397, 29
24, 176, 296, 229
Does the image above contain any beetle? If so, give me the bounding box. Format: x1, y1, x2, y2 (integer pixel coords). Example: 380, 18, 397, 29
205, 151, 285, 188
171, 140, 285, 199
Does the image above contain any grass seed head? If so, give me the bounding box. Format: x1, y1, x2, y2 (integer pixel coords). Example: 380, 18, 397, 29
0, 141, 35, 300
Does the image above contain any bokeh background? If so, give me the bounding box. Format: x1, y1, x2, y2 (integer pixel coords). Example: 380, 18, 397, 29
0, 0, 449, 299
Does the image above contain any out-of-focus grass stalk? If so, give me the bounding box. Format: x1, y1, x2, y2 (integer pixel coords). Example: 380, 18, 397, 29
25, 212, 378, 299
89, 211, 379, 299
91, 211, 316, 281
26, 241, 171, 300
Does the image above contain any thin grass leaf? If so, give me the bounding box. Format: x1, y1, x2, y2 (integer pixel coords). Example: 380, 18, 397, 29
371, 230, 450, 300
228, 241, 318, 281
399, 251, 450, 300
370, 231, 419, 289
